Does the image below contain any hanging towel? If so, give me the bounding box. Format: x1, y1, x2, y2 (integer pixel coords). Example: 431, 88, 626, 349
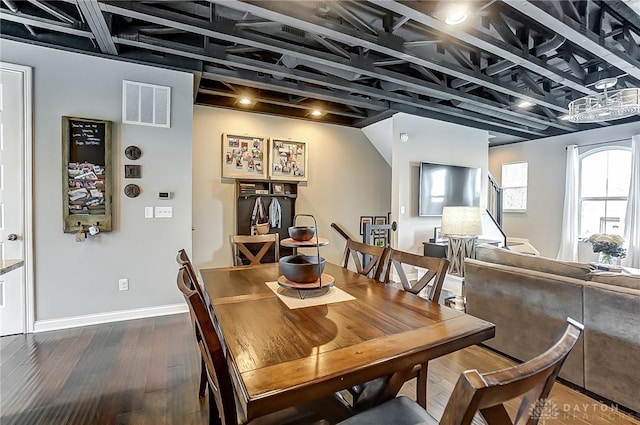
269, 198, 282, 228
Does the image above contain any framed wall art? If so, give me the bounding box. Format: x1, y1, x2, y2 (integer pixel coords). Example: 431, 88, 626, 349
360, 216, 373, 235
268, 138, 308, 182
222, 133, 268, 180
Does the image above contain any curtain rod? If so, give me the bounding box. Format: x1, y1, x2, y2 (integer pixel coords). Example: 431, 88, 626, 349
565, 137, 632, 150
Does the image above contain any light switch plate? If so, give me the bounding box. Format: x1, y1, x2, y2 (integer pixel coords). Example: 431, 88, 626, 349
145, 207, 154, 218
155, 206, 173, 218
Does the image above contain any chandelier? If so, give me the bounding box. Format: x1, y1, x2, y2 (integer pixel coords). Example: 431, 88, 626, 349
568, 79, 640, 123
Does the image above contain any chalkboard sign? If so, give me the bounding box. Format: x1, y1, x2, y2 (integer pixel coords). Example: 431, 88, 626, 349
62, 116, 113, 233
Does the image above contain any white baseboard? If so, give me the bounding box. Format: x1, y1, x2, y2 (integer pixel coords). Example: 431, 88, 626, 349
33, 303, 188, 333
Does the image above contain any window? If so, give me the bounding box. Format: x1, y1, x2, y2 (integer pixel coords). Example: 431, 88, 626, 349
579, 149, 631, 237
502, 162, 528, 211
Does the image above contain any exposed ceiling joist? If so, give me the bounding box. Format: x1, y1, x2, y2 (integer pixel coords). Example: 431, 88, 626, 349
75, 0, 117, 54
507, 0, 640, 80
211, 0, 571, 111
2, 0, 638, 144
369, 0, 597, 96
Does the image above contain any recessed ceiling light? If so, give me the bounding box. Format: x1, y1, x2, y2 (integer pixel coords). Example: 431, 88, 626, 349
310, 109, 323, 117
445, 6, 468, 25
238, 97, 252, 105
594, 77, 617, 90
517, 100, 534, 108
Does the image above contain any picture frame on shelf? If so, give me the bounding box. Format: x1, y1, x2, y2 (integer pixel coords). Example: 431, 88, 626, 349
434, 226, 447, 243
360, 216, 373, 235
268, 138, 308, 181
273, 183, 284, 195
221, 133, 268, 180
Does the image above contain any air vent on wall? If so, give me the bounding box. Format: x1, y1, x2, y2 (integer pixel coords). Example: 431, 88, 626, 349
122, 80, 171, 128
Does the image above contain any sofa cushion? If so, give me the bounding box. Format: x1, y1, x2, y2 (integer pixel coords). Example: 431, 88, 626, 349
464, 259, 585, 387
475, 245, 594, 280
583, 284, 640, 412
588, 272, 640, 290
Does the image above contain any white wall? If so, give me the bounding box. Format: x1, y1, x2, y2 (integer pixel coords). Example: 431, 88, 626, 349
489, 121, 640, 258
390, 113, 489, 254
0, 40, 193, 321
192, 107, 391, 268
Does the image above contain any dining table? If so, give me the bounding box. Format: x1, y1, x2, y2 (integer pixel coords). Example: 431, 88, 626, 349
199, 261, 495, 422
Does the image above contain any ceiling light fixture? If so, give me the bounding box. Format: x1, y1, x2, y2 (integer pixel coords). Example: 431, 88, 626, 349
594, 78, 617, 90
238, 97, 253, 106
517, 100, 534, 108
568, 78, 640, 123
445, 6, 468, 25
310, 109, 323, 117
559, 114, 571, 121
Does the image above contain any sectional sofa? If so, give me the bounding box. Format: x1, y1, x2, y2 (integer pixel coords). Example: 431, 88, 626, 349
464, 245, 640, 413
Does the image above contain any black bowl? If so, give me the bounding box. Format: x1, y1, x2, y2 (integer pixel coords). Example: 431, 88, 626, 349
279, 255, 326, 283
288, 226, 316, 241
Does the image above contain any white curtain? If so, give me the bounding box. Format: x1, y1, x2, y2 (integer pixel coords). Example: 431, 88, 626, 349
557, 145, 579, 261
624, 135, 640, 268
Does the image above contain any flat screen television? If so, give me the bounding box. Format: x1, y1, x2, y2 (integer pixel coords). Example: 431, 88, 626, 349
419, 162, 481, 216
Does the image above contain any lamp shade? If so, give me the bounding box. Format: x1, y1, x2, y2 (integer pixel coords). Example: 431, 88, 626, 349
441, 206, 483, 236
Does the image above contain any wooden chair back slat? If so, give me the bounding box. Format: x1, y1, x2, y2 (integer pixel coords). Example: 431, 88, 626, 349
230, 234, 279, 266
176, 267, 237, 425
176, 249, 207, 300
382, 250, 449, 301
341, 239, 388, 282
440, 318, 584, 425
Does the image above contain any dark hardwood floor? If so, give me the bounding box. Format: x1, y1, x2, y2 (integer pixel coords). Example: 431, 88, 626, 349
1, 313, 638, 425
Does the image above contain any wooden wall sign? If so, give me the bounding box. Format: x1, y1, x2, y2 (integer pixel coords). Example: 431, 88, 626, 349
62, 116, 113, 233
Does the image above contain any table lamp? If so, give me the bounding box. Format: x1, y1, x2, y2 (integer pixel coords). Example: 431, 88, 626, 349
441, 206, 483, 276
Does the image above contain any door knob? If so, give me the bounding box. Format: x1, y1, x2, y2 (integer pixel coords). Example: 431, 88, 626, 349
7, 234, 18, 241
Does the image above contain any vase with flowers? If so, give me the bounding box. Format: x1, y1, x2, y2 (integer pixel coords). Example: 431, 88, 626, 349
585, 234, 626, 266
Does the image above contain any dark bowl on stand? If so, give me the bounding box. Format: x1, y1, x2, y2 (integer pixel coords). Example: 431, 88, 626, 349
288, 226, 316, 241
279, 255, 326, 283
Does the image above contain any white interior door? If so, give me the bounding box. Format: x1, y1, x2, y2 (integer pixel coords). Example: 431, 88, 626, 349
0, 65, 27, 336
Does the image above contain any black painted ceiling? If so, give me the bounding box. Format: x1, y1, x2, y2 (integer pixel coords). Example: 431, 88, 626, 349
2, 1, 640, 145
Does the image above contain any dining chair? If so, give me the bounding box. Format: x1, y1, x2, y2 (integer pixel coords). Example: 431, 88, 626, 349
382, 250, 450, 300
341, 239, 388, 282
176, 267, 322, 425
344, 250, 450, 410
176, 250, 209, 399
337, 318, 584, 425
230, 234, 279, 266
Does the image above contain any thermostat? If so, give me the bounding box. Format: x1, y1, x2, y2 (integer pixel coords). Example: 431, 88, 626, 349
158, 191, 173, 200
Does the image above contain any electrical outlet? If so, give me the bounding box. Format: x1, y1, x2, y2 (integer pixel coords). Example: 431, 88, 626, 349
118, 278, 129, 291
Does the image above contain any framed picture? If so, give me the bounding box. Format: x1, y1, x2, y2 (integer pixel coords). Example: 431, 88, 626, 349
374, 237, 385, 247
268, 138, 308, 181
273, 183, 284, 194
360, 216, 373, 235
374, 216, 387, 225
434, 226, 447, 243
221, 133, 268, 179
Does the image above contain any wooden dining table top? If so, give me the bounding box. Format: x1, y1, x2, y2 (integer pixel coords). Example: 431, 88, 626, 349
200, 262, 495, 421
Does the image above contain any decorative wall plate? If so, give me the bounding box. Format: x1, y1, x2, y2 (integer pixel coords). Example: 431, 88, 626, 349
125, 145, 142, 160
124, 183, 140, 198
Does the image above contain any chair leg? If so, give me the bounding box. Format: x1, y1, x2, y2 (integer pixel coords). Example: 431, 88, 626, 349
199, 358, 208, 398
417, 362, 428, 409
